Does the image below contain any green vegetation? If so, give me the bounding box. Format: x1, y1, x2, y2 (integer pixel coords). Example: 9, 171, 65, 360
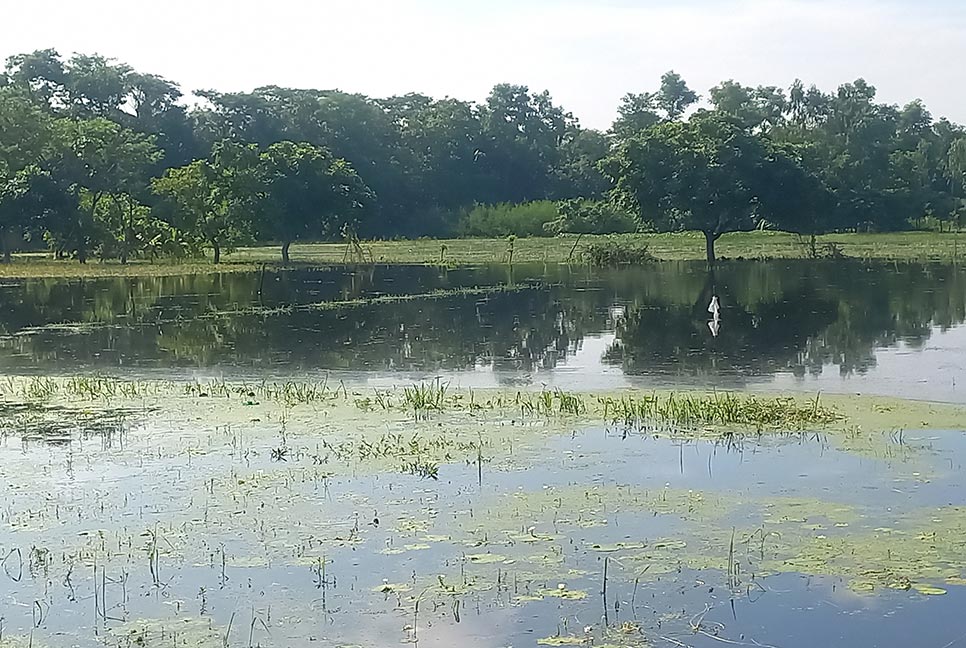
544, 199, 641, 235
598, 392, 840, 431
581, 237, 656, 266
3, 374, 966, 645
3, 230, 966, 278
7, 375, 964, 444
460, 201, 560, 237
2, 51, 965, 267
460, 199, 642, 238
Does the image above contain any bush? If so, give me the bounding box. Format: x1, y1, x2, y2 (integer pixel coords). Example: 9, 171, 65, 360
581, 238, 656, 266
460, 201, 559, 237
544, 199, 640, 235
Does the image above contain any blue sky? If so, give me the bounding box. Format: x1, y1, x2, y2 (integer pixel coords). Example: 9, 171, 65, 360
3, 0, 965, 129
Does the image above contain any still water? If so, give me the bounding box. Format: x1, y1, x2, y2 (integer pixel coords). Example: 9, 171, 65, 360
1, 260, 964, 401
1, 260, 966, 648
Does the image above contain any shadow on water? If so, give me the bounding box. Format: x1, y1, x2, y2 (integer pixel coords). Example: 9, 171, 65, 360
1, 259, 965, 398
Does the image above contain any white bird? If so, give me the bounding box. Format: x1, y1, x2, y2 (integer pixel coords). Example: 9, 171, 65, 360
707, 296, 720, 318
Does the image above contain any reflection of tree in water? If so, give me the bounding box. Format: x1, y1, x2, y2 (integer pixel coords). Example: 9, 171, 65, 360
1, 261, 965, 378
606, 286, 839, 378
6, 285, 609, 373
607, 261, 966, 378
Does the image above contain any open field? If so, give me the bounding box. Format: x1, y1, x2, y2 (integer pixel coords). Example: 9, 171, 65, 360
1, 230, 965, 279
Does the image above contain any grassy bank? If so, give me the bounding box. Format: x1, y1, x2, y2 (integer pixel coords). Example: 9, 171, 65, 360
2, 230, 965, 278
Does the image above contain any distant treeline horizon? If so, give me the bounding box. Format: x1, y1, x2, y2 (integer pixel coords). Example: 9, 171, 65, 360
1, 48, 965, 265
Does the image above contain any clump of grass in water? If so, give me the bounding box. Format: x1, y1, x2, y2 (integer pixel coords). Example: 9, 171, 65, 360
401, 460, 440, 480
320, 430, 484, 463
599, 392, 840, 432
184, 378, 332, 405
517, 389, 586, 417
21, 376, 58, 402
65, 376, 157, 399
404, 378, 449, 418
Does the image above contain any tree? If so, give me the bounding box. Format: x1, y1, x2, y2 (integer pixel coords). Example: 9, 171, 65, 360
479, 84, 575, 203
709, 81, 787, 132
603, 114, 815, 267
52, 117, 160, 261
554, 128, 612, 199
258, 141, 372, 262
5, 46, 966, 249
94, 192, 184, 263
947, 138, 966, 226
153, 141, 260, 263
611, 71, 699, 138
0, 86, 59, 260
0, 165, 73, 263
948, 139, 966, 195
4, 49, 67, 106
654, 71, 699, 121
612, 93, 662, 138
127, 72, 196, 169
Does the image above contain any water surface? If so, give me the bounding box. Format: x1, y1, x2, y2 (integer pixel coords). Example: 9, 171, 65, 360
1, 260, 963, 401
2, 259, 966, 648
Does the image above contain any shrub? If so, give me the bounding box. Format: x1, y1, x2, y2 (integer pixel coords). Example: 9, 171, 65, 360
544, 199, 640, 235
581, 238, 656, 266
460, 201, 559, 237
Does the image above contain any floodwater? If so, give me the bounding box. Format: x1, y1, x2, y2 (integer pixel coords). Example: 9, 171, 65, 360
1, 260, 966, 648
1, 260, 964, 401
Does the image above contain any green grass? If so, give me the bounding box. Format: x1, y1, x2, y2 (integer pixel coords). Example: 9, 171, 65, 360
598, 392, 841, 432
3, 230, 965, 278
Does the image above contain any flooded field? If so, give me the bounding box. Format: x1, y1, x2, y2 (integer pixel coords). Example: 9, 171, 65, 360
2, 260, 966, 647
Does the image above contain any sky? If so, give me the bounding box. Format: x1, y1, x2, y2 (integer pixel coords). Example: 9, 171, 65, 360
2, 0, 965, 129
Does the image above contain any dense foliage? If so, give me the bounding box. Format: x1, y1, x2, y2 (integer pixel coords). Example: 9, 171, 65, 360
1, 49, 964, 264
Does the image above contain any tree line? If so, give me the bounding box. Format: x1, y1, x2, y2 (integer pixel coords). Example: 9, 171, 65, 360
1, 48, 965, 265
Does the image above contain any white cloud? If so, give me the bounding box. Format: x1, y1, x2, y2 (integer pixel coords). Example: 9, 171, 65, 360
2, 0, 964, 129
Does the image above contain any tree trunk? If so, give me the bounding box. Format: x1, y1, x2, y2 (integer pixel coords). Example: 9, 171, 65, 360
281, 240, 292, 264
212, 240, 221, 264
1, 228, 12, 264
121, 199, 132, 264
79, 193, 99, 265
703, 230, 719, 269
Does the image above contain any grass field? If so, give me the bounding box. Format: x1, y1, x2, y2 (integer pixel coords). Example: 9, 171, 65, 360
2, 230, 965, 279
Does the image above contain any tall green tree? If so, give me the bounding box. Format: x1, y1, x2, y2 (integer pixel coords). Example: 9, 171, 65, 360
0, 165, 74, 262
0, 86, 59, 260
604, 114, 815, 267
611, 71, 699, 137
612, 92, 662, 139
153, 141, 260, 263
52, 117, 160, 261
654, 71, 699, 121
709, 81, 787, 132
258, 141, 372, 262
479, 84, 575, 203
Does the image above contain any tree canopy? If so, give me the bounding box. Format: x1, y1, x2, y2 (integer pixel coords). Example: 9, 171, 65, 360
0, 48, 964, 264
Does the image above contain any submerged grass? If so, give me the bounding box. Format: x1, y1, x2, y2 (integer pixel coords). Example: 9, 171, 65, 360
352, 383, 837, 436
4, 373, 966, 647
7, 375, 963, 443
598, 391, 840, 432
